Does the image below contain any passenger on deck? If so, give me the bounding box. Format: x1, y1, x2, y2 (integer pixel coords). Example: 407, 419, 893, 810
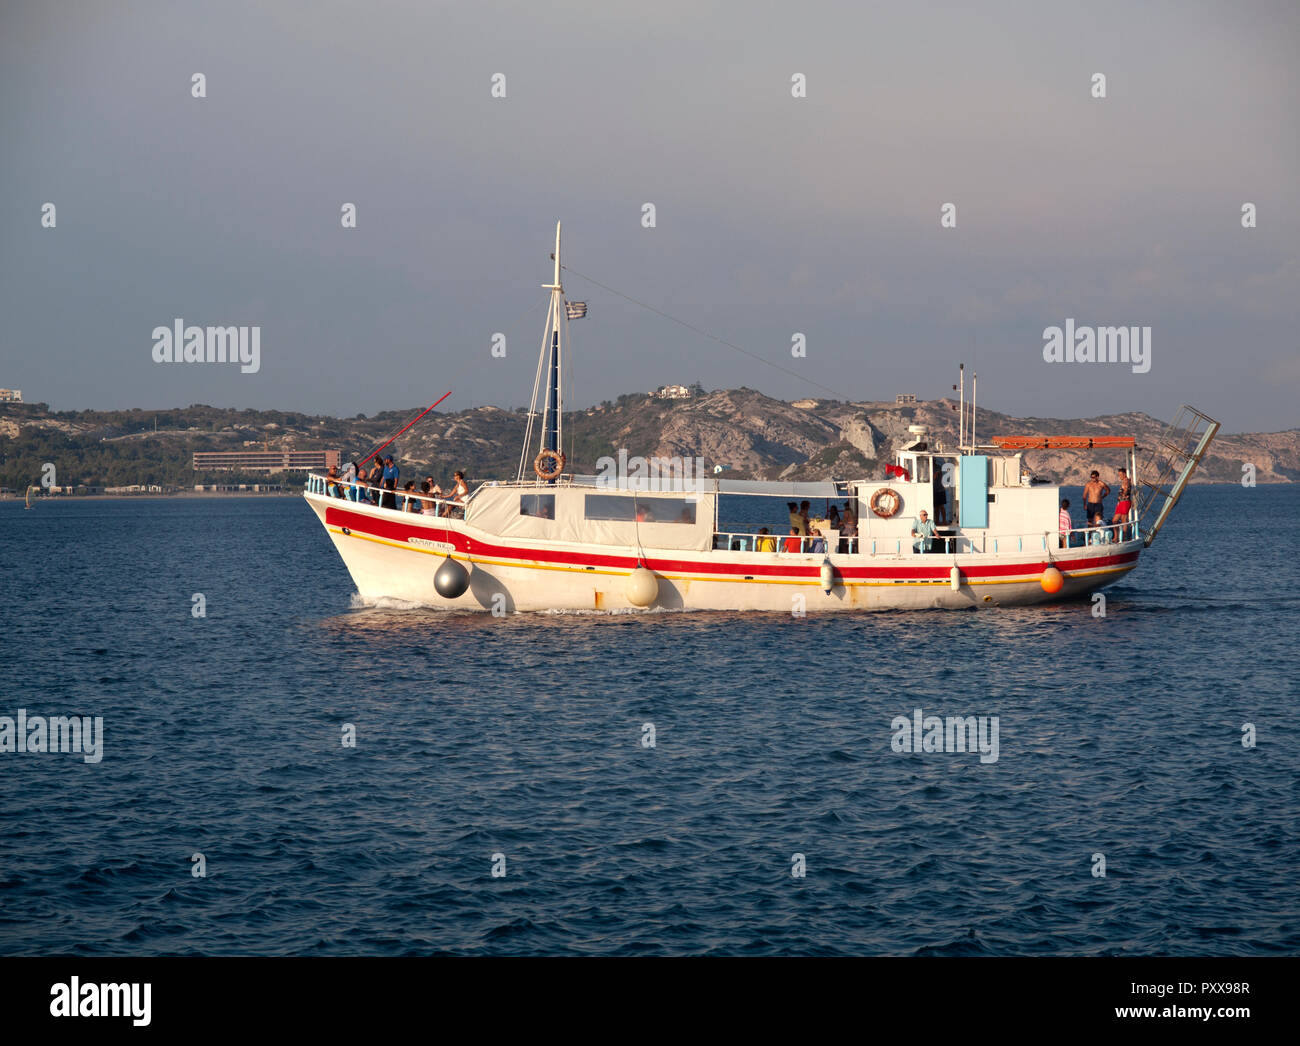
342, 460, 358, 488
1112, 469, 1134, 539
911, 509, 935, 553
326, 465, 343, 498
1083, 470, 1110, 525
1088, 513, 1112, 545
840, 504, 858, 552
783, 527, 802, 553
1059, 499, 1072, 548
374, 455, 398, 509
360, 463, 378, 504
419, 476, 442, 514
826, 505, 841, 530
402, 481, 421, 512
808, 528, 827, 554
448, 470, 470, 517
755, 527, 776, 552
1115, 467, 1133, 505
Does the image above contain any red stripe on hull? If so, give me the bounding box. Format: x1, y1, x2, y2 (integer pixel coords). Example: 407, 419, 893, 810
324, 505, 1140, 581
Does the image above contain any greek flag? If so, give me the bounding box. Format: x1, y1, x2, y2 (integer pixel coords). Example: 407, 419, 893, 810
566, 301, 587, 320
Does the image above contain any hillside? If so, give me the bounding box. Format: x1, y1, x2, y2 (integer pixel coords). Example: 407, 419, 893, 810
1, 392, 1295, 491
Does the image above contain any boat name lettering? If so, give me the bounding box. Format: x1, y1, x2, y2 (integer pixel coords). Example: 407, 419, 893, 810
409, 537, 455, 552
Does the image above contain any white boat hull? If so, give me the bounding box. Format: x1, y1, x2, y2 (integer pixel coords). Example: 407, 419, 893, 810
306, 493, 1140, 613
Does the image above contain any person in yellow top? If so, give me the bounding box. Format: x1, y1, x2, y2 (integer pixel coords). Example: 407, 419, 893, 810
786, 502, 809, 535
754, 527, 777, 552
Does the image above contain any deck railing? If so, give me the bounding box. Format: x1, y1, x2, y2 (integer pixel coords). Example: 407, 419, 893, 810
305, 473, 464, 517
988, 519, 1140, 553
712, 519, 1139, 557
713, 530, 858, 554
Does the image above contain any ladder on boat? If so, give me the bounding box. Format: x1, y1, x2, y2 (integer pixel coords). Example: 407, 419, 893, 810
1136, 405, 1220, 547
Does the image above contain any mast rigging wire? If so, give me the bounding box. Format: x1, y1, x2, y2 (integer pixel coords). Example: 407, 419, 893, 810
560, 263, 843, 399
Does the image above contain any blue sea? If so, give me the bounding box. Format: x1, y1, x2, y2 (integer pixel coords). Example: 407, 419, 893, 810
1, 484, 1297, 955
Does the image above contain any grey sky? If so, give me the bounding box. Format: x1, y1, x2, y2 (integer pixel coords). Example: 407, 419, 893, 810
1, 0, 1297, 431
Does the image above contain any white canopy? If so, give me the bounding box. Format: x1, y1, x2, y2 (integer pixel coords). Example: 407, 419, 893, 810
570, 475, 844, 497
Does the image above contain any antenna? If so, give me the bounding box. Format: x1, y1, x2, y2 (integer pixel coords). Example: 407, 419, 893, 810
958, 363, 965, 448
542, 222, 563, 465
545, 221, 562, 292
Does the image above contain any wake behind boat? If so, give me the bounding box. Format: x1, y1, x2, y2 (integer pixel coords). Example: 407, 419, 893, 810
304, 223, 1218, 613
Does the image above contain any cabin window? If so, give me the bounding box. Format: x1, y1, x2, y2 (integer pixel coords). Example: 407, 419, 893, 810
584, 494, 696, 524
520, 494, 555, 519
915, 458, 931, 483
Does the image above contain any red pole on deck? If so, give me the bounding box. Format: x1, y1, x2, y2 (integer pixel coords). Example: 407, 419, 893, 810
358, 391, 452, 467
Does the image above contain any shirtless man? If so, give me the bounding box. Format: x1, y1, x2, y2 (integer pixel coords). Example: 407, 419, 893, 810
1083, 470, 1110, 526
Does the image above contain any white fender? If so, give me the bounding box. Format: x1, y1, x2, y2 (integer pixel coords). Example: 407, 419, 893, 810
820, 557, 834, 594
626, 565, 659, 607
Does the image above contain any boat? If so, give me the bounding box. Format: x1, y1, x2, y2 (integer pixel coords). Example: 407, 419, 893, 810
304, 223, 1219, 612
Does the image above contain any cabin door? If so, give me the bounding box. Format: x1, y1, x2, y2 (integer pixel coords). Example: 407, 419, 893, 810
913, 455, 933, 520
931, 455, 956, 525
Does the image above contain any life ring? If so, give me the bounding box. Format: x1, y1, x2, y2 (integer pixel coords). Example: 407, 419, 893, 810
534, 449, 566, 481
870, 487, 902, 518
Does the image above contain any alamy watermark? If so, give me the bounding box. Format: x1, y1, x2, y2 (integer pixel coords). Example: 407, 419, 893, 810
595, 450, 707, 490
0, 709, 103, 763
891, 708, 999, 763
1042, 319, 1150, 374
50, 978, 150, 1026
151, 319, 261, 373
